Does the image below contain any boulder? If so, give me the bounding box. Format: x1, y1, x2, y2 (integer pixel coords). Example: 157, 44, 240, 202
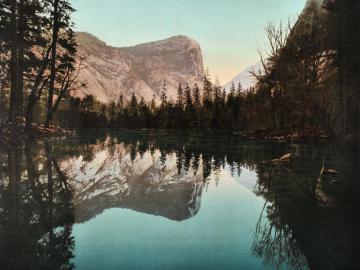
279, 153, 292, 161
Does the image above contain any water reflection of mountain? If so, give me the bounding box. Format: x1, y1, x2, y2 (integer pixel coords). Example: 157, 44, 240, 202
0, 130, 358, 270
61, 131, 279, 223
63, 144, 205, 222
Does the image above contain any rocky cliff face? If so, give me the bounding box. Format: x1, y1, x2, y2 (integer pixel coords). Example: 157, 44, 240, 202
74, 33, 204, 103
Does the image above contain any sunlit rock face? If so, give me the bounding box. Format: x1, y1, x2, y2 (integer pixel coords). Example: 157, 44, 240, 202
74, 33, 204, 103
61, 143, 204, 222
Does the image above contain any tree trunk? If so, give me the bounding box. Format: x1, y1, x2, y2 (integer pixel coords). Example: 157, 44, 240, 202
45, 0, 60, 128
16, 0, 25, 118
26, 49, 51, 128
8, 0, 18, 123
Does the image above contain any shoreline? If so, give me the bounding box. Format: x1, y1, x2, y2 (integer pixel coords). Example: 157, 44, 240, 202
0, 121, 73, 145
1, 125, 355, 145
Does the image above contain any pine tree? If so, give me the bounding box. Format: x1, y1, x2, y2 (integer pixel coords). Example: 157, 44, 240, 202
150, 94, 157, 113
222, 89, 226, 107
118, 93, 124, 110
0, 0, 49, 123
230, 82, 236, 98
192, 83, 201, 108
184, 85, 193, 112
130, 93, 138, 116
237, 82, 243, 96
202, 72, 213, 107
160, 78, 168, 108
45, 0, 77, 127
108, 101, 116, 127
176, 83, 184, 109
213, 77, 221, 104
138, 97, 149, 126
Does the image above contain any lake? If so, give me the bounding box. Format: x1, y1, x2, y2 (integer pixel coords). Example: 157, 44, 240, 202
0, 129, 358, 270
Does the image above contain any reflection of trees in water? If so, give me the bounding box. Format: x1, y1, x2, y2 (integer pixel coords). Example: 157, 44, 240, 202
107, 130, 287, 182
1, 131, 357, 270
49, 130, 288, 188
0, 142, 75, 270
253, 143, 359, 270
252, 201, 308, 270
72, 134, 357, 270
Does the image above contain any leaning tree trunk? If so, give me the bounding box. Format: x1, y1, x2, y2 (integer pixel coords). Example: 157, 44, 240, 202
26, 48, 51, 128
45, 0, 60, 128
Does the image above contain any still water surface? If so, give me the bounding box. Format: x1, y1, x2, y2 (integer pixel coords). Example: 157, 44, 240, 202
0, 130, 358, 270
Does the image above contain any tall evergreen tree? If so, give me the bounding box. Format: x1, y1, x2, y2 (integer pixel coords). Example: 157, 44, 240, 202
129, 93, 138, 116
118, 93, 124, 110
229, 82, 236, 98
202, 73, 213, 107
45, 0, 77, 127
160, 79, 168, 108
150, 94, 157, 113
176, 83, 184, 109
0, 0, 48, 123
184, 85, 193, 112
192, 83, 201, 108
237, 82, 243, 96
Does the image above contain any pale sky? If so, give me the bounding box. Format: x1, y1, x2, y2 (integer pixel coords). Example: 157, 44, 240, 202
71, 0, 306, 84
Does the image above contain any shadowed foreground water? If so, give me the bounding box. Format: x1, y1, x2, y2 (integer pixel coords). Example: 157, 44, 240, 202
0, 129, 359, 270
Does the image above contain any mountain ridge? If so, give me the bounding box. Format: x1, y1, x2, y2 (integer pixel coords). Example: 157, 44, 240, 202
74, 32, 204, 103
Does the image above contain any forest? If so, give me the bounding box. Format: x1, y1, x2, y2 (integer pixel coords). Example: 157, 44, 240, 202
0, 0, 359, 142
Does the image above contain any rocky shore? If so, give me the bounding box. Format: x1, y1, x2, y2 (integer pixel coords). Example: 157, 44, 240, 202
240, 128, 331, 143
0, 118, 72, 144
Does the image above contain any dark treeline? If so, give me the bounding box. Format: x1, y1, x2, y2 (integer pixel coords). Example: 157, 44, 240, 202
58, 79, 257, 130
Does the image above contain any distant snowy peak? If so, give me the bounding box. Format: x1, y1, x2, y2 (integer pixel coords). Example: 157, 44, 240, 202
223, 61, 263, 91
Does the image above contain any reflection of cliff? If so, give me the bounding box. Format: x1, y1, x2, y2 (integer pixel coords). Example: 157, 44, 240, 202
62, 144, 204, 222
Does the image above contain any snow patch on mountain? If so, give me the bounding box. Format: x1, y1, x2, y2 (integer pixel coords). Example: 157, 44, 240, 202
223, 62, 263, 92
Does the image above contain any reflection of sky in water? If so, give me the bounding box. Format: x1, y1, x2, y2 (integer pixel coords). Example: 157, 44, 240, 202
72, 167, 272, 270
1, 133, 356, 270
227, 165, 258, 192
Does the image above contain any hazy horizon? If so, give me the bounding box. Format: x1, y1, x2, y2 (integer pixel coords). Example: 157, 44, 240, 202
71, 0, 306, 84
